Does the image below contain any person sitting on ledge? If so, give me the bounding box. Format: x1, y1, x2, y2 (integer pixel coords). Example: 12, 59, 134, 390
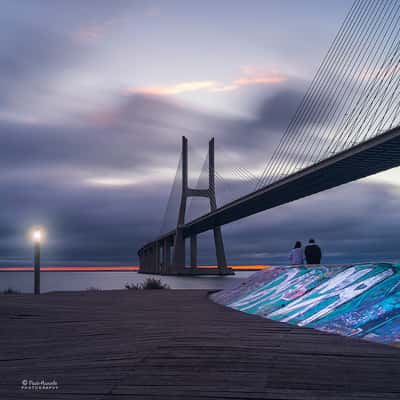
289, 241, 304, 265
305, 239, 322, 265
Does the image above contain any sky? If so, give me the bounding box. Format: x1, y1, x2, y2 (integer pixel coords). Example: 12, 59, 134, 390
2, 0, 400, 267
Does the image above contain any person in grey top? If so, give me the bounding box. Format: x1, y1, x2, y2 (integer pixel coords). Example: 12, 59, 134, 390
289, 241, 304, 265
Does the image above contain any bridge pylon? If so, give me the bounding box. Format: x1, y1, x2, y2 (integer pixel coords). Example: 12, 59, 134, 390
138, 136, 233, 276
171, 136, 231, 275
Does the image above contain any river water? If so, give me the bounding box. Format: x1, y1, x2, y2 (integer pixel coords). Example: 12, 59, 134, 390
0, 271, 255, 293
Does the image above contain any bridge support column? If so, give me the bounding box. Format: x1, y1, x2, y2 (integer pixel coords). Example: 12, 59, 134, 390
149, 247, 154, 272
141, 136, 231, 275
143, 250, 148, 272
172, 228, 186, 272
143, 250, 149, 272
209, 138, 227, 270
161, 241, 166, 273
172, 136, 189, 273
147, 250, 152, 272
163, 238, 172, 273
142, 249, 148, 272
213, 227, 227, 269
139, 251, 144, 272
190, 235, 197, 267
155, 242, 160, 273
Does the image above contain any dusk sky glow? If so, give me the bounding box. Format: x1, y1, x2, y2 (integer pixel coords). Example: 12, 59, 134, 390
3, 0, 400, 267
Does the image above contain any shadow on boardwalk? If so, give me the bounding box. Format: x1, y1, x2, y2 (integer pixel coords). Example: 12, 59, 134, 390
1, 290, 400, 399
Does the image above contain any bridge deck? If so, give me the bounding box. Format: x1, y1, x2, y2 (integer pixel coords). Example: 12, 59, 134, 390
1, 290, 400, 399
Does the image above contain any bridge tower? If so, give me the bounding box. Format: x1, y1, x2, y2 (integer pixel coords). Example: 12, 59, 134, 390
170, 136, 229, 274
138, 136, 233, 275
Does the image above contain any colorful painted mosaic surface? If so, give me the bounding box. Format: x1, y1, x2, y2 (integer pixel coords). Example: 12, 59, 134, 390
211, 264, 400, 346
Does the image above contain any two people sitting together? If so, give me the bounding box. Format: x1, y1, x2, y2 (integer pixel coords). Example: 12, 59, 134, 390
289, 239, 322, 265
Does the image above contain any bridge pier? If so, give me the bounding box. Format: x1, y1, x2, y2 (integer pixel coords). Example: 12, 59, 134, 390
143, 249, 150, 273
162, 240, 170, 273
151, 247, 155, 272
143, 245, 158, 274
172, 228, 185, 273
190, 235, 197, 267
154, 247, 158, 272
213, 227, 227, 270
145, 250, 149, 272
208, 138, 227, 270
138, 252, 144, 272
145, 250, 150, 273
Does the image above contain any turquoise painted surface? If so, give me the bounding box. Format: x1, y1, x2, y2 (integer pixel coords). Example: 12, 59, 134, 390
211, 264, 400, 346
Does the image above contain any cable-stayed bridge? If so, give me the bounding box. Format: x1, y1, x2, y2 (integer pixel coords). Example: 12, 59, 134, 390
138, 0, 400, 275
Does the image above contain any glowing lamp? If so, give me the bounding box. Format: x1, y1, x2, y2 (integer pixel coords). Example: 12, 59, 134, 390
33, 229, 42, 243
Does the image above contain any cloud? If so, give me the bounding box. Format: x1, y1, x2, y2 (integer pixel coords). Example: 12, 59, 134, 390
233, 65, 288, 86
131, 66, 288, 96
1, 0, 397, 268
0, 25, 79, 109
85, 177, 143, 187
145, 6, 161, 17
0, 86, 399, 266
234, 76, 286, 85
75, 25, 104, 43
0, 1, 134, 122
133, 80, 219, 95
73, 18, 123, 44
0, 90, 279, 264
209, 85, 239, 93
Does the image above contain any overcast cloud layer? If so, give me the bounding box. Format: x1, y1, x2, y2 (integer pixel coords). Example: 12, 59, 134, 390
2, 0, 400, 267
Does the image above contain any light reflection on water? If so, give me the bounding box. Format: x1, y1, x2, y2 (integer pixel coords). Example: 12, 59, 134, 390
0, 271, 254, 293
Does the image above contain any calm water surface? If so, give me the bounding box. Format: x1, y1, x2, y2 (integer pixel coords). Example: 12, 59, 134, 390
0, 271, 255, 293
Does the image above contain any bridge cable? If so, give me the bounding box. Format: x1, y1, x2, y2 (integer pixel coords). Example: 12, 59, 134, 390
160, 154, 182, 235
274, 0, 381, 180
307, 0, 399, 167
327, 1, 400, 155
256, 0, 400, 189
255, 0, 365, 189
277, 0, 399, 180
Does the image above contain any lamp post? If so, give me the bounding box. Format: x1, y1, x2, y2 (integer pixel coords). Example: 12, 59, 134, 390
33, 228, 41, 295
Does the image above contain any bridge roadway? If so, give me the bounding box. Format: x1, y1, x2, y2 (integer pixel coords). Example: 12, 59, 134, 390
1, 289, 400, 399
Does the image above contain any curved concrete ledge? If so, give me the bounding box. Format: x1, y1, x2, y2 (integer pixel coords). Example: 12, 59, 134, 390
211, 263, 400, 346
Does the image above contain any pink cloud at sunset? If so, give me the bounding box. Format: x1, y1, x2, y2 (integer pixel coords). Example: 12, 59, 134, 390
130, 66, 288, 96
234, 65, 288, 85
135, 80, 219, 95
74, 18, 121, 44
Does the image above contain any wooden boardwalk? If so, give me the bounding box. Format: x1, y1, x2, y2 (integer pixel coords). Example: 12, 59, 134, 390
1, 290, 400, 399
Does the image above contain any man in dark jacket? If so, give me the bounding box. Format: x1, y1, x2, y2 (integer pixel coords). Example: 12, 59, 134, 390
305, 239, 322, 264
